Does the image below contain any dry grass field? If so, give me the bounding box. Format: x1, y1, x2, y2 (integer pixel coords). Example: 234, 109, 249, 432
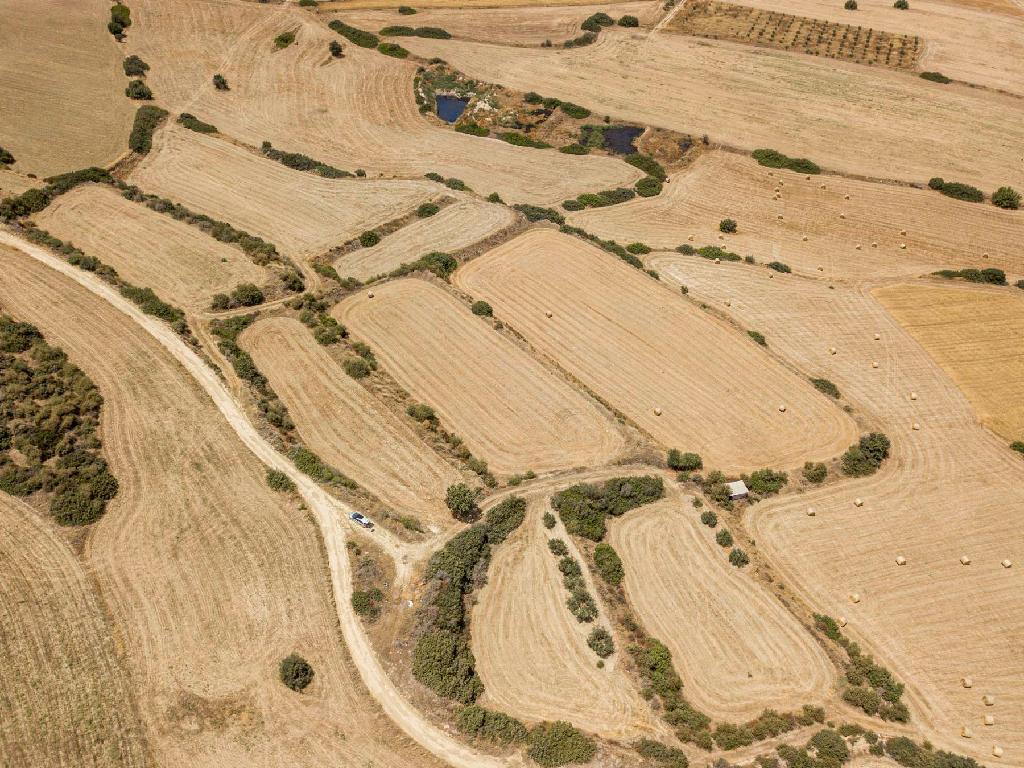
35, 184, 267, 311
402, 30, 1024, 190
0, 0, 135, 177
567, 151, 1024, 281
0, 168, 35, 198
335, 278, 625, 475
129, 0, 641, 205
129, 126, 436, 262
471, 494, 659, 739
455, 229, 858, 471
608, 496, 834, 721
241, 316, 462, 529
0, 245, 445, 768
318, 0, 647, 10
334, 198, 518, 281
0, 492, 147, 768
649, 253, 1024, 765
668, 1, 921, 70
875, 283, 1024, 443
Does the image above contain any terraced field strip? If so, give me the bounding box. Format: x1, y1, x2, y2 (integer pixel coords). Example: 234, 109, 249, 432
649, 252, 1024, 765
335, 278, 625, 475
242, 316, 462, 529
35, 184, 267, 311
455, 229, 858, 472
875, 283, 1024, 443
608, 496, 834, 720
334, 198, 518, 281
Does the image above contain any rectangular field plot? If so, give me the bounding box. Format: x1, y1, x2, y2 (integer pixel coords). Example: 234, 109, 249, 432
455, 230, 858, 472
334, 279, 624, 475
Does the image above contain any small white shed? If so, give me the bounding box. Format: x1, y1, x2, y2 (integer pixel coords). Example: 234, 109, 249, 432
726, 480, 749, 501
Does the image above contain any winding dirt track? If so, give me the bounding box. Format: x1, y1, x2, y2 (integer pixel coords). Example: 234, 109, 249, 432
0, 231, 516, 768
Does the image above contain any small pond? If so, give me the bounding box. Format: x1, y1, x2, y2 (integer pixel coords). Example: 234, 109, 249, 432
436, 94, 470, 123
603, 125, 643, 155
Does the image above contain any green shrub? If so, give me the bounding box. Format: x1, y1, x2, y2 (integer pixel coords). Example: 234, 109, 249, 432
279, 653, 314, 691
290, 447, 356, 487
563, 199, 585, 211
484, 495, 526, 545
716, 528, 733, 547
342, 357, 370, 379
744, 468, 787, 495
378, 42, 409, 57
893, 0, 908, 7
933, 267, 1006, 285
802, 462, 827, 484
841, 432, 891, 476
700, 510, 717, 527
548, 538, 568, 556
232, 283, 265, 306
266, 469, 296, 492
748, 330, 767, 346
920, 71, 951, 83
471, 300, 493, 317
1011, 441, 1024, 455
667, 450, 703, 471
119, 285, 185, 324
625, 153, 666, 180
0, 146, 14, 166
299, 0, 318, 5
413, 26, 451, 38
359, 230, 381, 248
329, 40, 344, 57
406, 404, 436, 425
626, 242, 651, 254
413, 629, 483, 703
213, 74, 229, 90
499, 132, 551, 149
552, 476, 664, 541
177, 112, 217, 133
560, 102, 591, 119
351, 588, 384, 619
559, 143, 589, 155
593, 543, 624, 586
514, 204, 564, 224
128, 105, 168, 154
845, 0, 858, 8
542, 511, 556, 528
457, 704, 528, 744
751, 149, 820, 174
445, 483, 479, 521
618, 14, 640, 26
581, 11, 614, 31
455, 122, 489, 137
691, 244, 742, 261
527, 721, 596, 767
122, 55, 149, 77
328, 19, 380, 48
767, 261, 792, 273
398, 4, 417, 12
380, 25, 416, 35
635, 739, 687, 767
992, 186, 1021, 209
719, 218, 737, 233
275, 30, 297, 48
729, 548, 750, 567
636, 176, 663, 196
811, 377, 841, 398
587, 627, 615, 657
928, 179, 983, 201
109, 3, 131, 38
417, 202, 440, 217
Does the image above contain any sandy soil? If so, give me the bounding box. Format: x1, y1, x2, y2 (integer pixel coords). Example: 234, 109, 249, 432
402, 29, 1024, 190
566, 151, 1024, 282
128, 0, 642, 205
331, 1, 662, 44
649, 253, 1024, 766
129, 126, 436, 261
608, 496, 834, 720
334, 198, 517, 281
242, 316, 462, 529
875, 283, 1024, 443
0, 0, 135, 177
455, 229, 858, 472
0, 243, 446, 768
34, 183, 267, 311
0, 493, 147, 768
335, 277, 625, 475
471, 495, 660, 739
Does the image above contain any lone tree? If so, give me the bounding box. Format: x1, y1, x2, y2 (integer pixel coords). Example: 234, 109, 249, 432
719, 218, 738, 233
213, 73, 229, 91
125, 79, 153, 100
992, 186, 1021, 210
329, 40, 344, 57
445, 483, 479, 522
279, 653, 314, 691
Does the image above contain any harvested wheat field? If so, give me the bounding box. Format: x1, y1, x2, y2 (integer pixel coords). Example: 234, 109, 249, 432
129, 1, 641, 205
471, 494, 658, 739
335, 278, 624, 475
334, 198, 518, 281
608, 496, 834, 720
456, 229, 857, 471
330, 1, 661, 44
0, 168, 34, 198
0, 493, 147, 768
241, 316, 461, 528
0, 0, 135, 177
35, 184, 267, 311
650, 253, 1024, 764
319, 0, 647, 10
875, 283, 1024, 443
567, 151, 1024, 281
403, 30, 1024, 190
0, 245, 445, 768
129, 126, 436, 261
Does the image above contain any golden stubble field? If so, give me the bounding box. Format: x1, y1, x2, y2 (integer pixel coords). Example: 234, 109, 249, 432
0, 245, 445, 768
455, 229, 858, 472
648, 252, 1024, 765
335, 277, 625, 475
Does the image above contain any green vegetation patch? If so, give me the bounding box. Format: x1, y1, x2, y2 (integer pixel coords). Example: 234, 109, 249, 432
933, 267, 1006, 285
527, 721, 596, 767
378, 42, 410, 58
177, 112, 217, 134
927, 177, 983, 202
752, 148, 821, 174
840, 432, 891, 476
457, 704, 528, 744
261, 141, 351, 178
552, 475, 664, 541
128, 105, 168, 154
279, 653, 314, 691
328, 20, 380, 48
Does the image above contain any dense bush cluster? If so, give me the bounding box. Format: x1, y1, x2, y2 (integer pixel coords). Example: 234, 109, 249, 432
635, 739, 688, 767
279, 653, 314, 691
125, 78, 152, 100
352, 587, 384, 620
563, 186, 635, 210
1, 167, 113, 219
719, 218, 738, 233
587, 626, 615, 658
840, 432, 891, 476
0, 316, 119, 525
752, 148, 821, 174
266, 468, 296, 492
933, 267, 1006, 285
619, 14, 641, 26
380, 25, 451, 38
470, 300, 493, 317
109, 3, 131, 40
677, 243, 742, 262
378, 42, 410, 58
667, 449, 703, 472
743, 468, 788, 496
127, 105, 167, 153
211, 282, 265, 311
328, 20, 380, 48
748, 330, 767, 346
387, 250, 459, 280
927, 177, 983, 202
991, 186, 1021, 210
261, 141, 351, 177
213, 74, 229, 90
558, 224, 646, 269
802, 461, 828, 483
636, 176, 663, 196
484, 495, 527, 544
0, 146, 14, 166
919, 71, 951, 84
555, 551, 598, 622
581, 12, 614, 31
625, 153, 666, 181
120, 284, 186, 325
811, 377, 841, 398
455, 122, 489, 136
514, 204, 565, 224
552, 475, 664, 541
457, 704, 528, 744
767, 261, 792, 273
417, 201, 440, 217
499, 132, 552, 149
290, 446, 357, 488
593, 542, 624, 586
274, 30, 297, 49
527, 721, 596, 767
883, 737, 982, 768
292, 293, 344, 345
177, 112, 217, 133
122, 55, 149, 77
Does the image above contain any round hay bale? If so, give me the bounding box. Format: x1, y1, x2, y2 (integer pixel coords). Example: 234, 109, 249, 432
802, 235, 808, 241
982, 694, 996, 706
688, 234, 695, 241
817, 266, 824, 271
777, 214, 784, 220
544, 310, 553, 318
778, 404, 787, 412
806, 507, 816, 517
962, 676, 974, 688
718, 234, 725, 240
900, 229, 907, 236
910, 392, 918, 400
993, 747, 1004, 758
896, 555, 907, 565
874, 333, 881, 340
900, 243, 907, 250
367, 291, 375, 298
844, 194, 850, 200
768, 273, 774, 279
872, 361, 879, 369
854, 497, 864, 507
912, 422, 921, 431
960, 555, 972, 565
871, 242, 878, 248
961, 726, 973, 739
838, 616, 848, 626
714, 257, 721, 264
850, 593, 861, 603
1001, 559, 1013, 568
983, 252, 990, 259
806, 175, 811, 180
820, 183, 827, 189
985, 715, 995, 726
829, 346, 838, 355
839, 213, 846, 219
724, 300, 731, 306
654, 407, 663, 416
855, 244, 862, 250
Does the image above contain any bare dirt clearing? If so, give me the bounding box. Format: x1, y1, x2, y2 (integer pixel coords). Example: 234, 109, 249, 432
0, 0, 135, 177
334, 198, 517, 281
0, 492, 146, 768
650, 253, 1024, 765
567, 151, 1024, 281
130, 1, 641, 205
335, 278, 625, 475
0, 245, 445, 768
403, 30, 1024, 190
129, 127, 436, 262
608, 496, 834, 721
242, 316, 462, 529
456, 229, 857, 471
875, 283, 1024, 443
472, 495, 658, 739
35, 184, 267, 311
